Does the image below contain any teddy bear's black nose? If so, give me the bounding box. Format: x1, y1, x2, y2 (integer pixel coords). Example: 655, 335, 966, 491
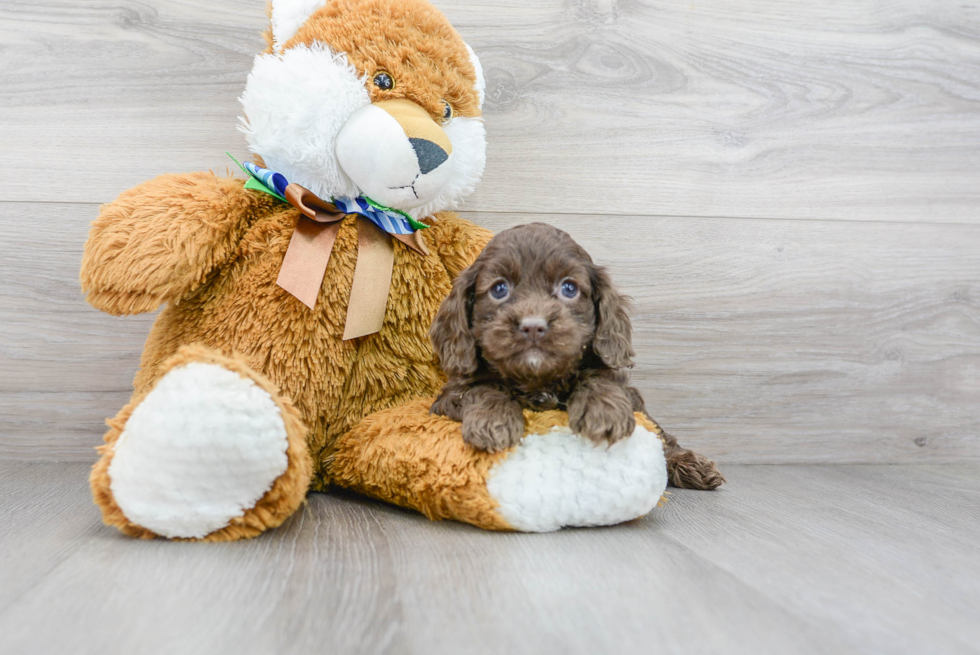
409, 138, 449, 174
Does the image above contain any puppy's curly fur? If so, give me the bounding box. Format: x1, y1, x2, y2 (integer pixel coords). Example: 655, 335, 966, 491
429, 223, 724, 490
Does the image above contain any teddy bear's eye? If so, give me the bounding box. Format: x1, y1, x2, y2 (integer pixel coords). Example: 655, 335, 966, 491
373, 71, 394, 90
441, 101, 453, 122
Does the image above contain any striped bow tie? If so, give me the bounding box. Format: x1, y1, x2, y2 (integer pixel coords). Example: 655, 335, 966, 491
229, 154, 430, 340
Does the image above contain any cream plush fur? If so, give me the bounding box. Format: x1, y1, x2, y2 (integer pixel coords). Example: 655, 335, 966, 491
240, 43, 369, 203
109, 363, 290, 539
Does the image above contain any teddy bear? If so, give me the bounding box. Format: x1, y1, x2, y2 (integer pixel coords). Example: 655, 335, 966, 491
80, 0, 712, 542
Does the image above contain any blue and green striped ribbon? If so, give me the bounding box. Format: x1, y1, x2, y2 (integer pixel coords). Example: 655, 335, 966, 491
227, 152, 428, 234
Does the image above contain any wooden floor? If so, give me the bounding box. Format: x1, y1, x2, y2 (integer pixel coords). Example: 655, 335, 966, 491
1, 462, 977, 655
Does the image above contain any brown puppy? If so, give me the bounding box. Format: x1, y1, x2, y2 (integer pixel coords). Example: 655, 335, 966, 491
430, 223, 724, 490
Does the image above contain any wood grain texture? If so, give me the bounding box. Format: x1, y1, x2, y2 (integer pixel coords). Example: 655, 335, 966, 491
0, 462, 977, 655
0, 462, 104, 612
3, 202, 977, 463
2, 0, 979, 221
476, 212, 980, 465
2, 2, 977, 649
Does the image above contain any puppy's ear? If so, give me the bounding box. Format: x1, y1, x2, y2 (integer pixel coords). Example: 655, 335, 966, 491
430, 263, 481, 378
591, 265, 635, 369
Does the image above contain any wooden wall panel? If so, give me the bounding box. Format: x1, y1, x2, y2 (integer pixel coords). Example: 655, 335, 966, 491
1, 0, 978, 462
2, 203, 977, 463
1, 0, 979, 221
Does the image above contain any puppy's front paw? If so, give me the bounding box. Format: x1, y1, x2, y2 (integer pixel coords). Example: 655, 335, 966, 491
430, 390, 464, 421
462, 405, 525, 453
569, 390, 636, 446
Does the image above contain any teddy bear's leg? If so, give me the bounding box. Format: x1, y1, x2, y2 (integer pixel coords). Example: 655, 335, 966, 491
326, 399, 668, 532
90, 345, 312, 541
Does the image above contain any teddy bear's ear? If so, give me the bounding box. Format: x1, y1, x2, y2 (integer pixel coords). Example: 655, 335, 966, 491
464, 43, 486, 109
270, 0, 329, 52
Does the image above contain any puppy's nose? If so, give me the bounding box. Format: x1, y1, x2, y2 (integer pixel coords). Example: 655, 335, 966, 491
409, 138, 449, 174
519, 317, 549, 341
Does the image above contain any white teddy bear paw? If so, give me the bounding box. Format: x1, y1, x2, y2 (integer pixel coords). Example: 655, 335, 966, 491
485, 422, 668, 532
108, 362, 290, 539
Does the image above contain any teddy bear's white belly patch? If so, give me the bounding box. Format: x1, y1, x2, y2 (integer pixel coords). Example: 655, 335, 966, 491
108, 362, 290, 539
486, 425, 667, 532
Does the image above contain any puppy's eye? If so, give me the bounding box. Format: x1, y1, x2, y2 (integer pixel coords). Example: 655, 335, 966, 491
441, 101, 453, 123
373, 71, 394, 90
560, 280, 579, 299
489, 281, 509, 300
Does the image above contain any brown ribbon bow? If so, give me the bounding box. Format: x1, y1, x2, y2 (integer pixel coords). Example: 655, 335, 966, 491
276, 184, 429, 340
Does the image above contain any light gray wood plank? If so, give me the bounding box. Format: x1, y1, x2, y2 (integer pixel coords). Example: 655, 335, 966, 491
0, 463, 977, 654
0, 201, 152, 459
0, 0, 262, 205
654, 464, 980, 654
0, 202, 154, 461
0, 462, 103, 613
0, 201, 155, 396
0, 391, 130, 461
0, 463, 838, 655
2, 0, 979, 221
475, 212, 980, 465
5, 202, 976, 463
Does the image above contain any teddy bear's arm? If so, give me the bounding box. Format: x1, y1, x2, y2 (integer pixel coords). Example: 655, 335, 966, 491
424, 212, 494, 279
81, 172, 273, 315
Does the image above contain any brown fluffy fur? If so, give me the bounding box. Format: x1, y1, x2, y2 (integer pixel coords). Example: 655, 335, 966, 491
81, 0, 717, 540
81, 171, 492, 497
274, 0, 481, 122
429, 224, 725, 488
81, 0, 489, 515
331, 398, 667, 530
82, 0, 495, 536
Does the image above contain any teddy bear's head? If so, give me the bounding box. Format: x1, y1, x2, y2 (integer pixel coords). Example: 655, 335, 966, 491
240, 0, 486, 220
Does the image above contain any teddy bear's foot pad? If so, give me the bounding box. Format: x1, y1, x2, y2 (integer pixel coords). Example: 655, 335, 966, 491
107, 362, 290, 539
486, 423, 667, 532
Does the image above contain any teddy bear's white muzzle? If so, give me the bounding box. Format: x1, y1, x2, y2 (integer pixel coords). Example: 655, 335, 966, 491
335, 100, 456, 211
